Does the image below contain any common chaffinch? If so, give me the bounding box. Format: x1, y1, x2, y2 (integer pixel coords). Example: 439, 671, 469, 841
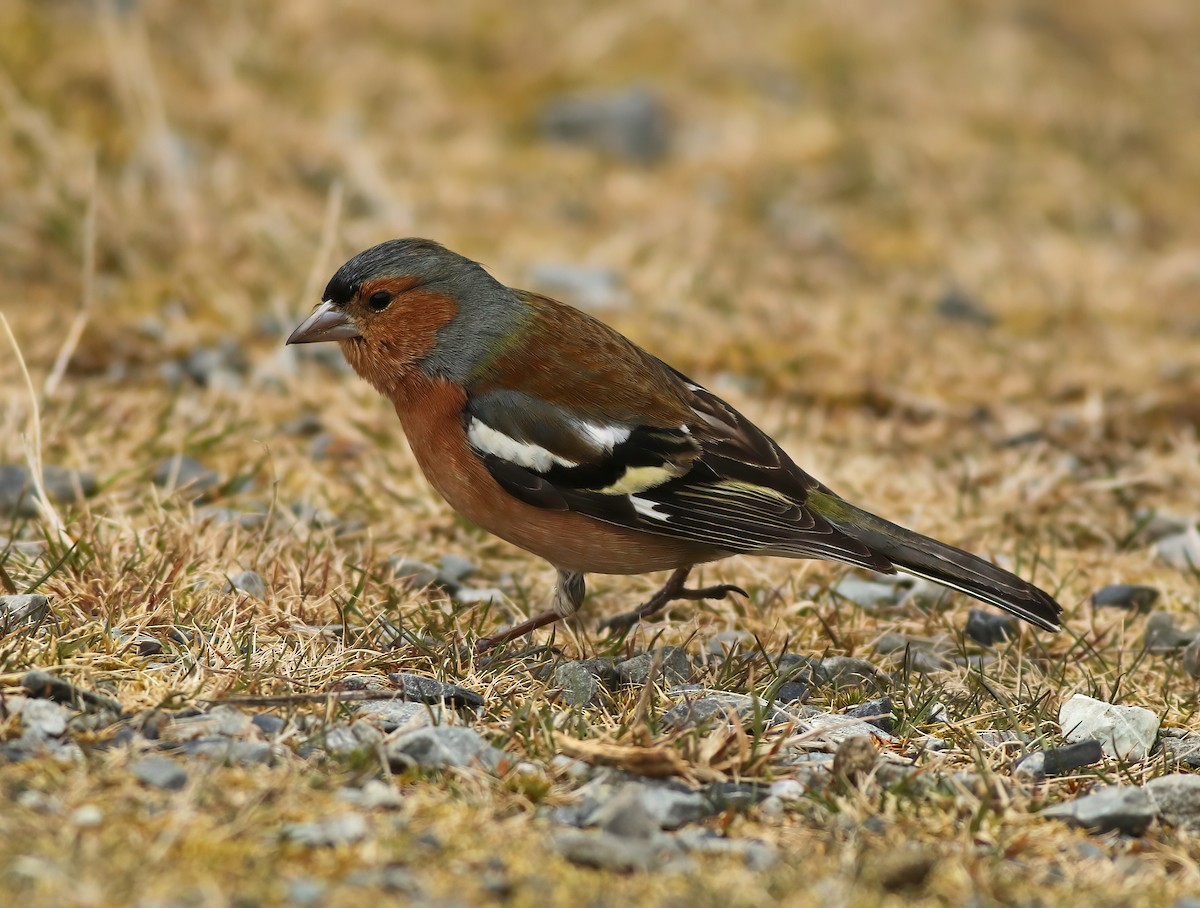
287, 238, 1062, 650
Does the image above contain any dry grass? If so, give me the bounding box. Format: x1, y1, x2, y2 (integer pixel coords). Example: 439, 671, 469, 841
2, 1, 1200, 905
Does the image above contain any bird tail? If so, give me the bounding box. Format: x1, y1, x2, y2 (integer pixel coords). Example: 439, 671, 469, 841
809, 491, 1062, 632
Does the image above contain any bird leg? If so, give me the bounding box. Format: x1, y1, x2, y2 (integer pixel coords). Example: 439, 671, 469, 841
599, 566, 748, 634
474, 569, 585, 653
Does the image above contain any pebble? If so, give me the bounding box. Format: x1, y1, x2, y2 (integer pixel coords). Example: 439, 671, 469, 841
422, 554, 470, 588
251, 714, 286, 737
387, 673, 485, 709
282, 812, 369, 847
817, 656, 891, 690
673, 828, 776, 870
285, 877, 327, 906
321, 721, 385, 756
1012, 740, 1103, 784
661, 691, 791, 731
70, 805, 104, 827
343, 865, 421, 893
1091, 584, 1160, 612
354, 700, 447, 733
587, 784, 661, 838
1159, 730, 1200, 768
843, 697, 893, 735
830, 576, 905, 612
1142, 612, 1196, 652
383, 726, 508, 773
385, 558, 441, 590
1183, 638, 1200, 678
9, 697, 69, 738
152, 455, 220, 496
615, 647, 691, 686
336, 779, 404, 810
552, 829, 672, 872
452, 587, 507, 605
1145, 773, 1200, 831
131, 756, 188, 791
1041, 785, 1156, 836
222, 570, 267, 600
800, 710, 899, 746
0, 464, 97, 517
166, 706, 258, 741
589, 783, 715, 830
1156, 531, 1200, 571
553, 659, 617, 707
935, 286, 997, 327
527, 262, 628, 312
0, 594, 49, 626
965, 609, 1018, 646
178, 739, 278, 766
1059, 694, 1159, 762
538, 86, 669, 163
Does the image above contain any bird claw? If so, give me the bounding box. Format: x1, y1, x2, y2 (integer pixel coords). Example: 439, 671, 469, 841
600, 581, 749, 634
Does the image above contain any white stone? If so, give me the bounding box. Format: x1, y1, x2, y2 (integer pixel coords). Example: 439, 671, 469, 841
1058, 693, 1160, 762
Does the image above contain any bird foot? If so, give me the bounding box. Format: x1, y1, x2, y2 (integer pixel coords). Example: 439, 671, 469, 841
600, 567, 747, 634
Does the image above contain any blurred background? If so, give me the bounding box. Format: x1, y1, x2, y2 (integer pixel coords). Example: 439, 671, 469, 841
1, 0, 1198, 545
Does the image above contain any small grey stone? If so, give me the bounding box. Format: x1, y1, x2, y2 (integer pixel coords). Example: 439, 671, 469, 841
553, 660, 616, 707
1041, 785, 1156, 836
830, 576, 904, 612
935, 286, 996, 327
9, 697, 69, 739
321, 721, 384, 756
251, 714, 286, 737
619, 783, 714, 830
167, 706, 257, 741
587, 784, 661, 839
354, 700, 444, 732
344, 865, 421, 893
817, 656, 890, 690
966, 609, 1018, 646
383, 726, 507, 773
282, 812, 369, 847
1183, 638, 1200, 678
452, 586, 506, 605
1091, 584, 1160, 612
1133, 510, 1191, 543
774, 681, 808, 703
539, 86, 669, 163
152, 455, 219, 496
336, 779, 404, 810
1156, 532, 1200, 571
177, 738, 278, 766
385, 558, 440, 589
1143, 612, 1196, 652
673, 828, 776, 869
0, 465, 97, 517
437, 553, 476, 585
223, 570, 266, 600
1059, 693, 1160, 762
0, 594, 49, 626
527, 262, 627, 312
1159, 731, 1200, 768
899, 648, 952, 674
387, 673, 485, 709
131, 756, 188, 791
616, 647, 691, 686
1014, 740, 1103, 784
285, 877, 327, 906
1146, 774, 1200, 831
843, 697, 893, 735
662, 691, 789, 731
552, 829, 671, 872
800, 710, 899, 746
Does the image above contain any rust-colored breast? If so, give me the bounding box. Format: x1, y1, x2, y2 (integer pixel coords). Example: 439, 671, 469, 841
392, 374, 708, 575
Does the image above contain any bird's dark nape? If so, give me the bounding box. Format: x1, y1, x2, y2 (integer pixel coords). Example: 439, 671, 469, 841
808, 491, 1062, 631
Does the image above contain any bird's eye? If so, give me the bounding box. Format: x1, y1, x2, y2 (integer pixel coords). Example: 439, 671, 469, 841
367, 290, 393, 311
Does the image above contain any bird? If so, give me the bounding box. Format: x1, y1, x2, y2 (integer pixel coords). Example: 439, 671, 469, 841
287, 238, 1062, 651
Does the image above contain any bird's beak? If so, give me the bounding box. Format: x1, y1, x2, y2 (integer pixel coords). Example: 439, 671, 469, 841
286, 301, 361, 344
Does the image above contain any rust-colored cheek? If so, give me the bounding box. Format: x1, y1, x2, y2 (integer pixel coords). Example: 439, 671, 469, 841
340, 288, 459, 400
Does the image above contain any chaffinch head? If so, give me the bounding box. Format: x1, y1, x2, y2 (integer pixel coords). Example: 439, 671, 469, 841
288, 238, 1062, 650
